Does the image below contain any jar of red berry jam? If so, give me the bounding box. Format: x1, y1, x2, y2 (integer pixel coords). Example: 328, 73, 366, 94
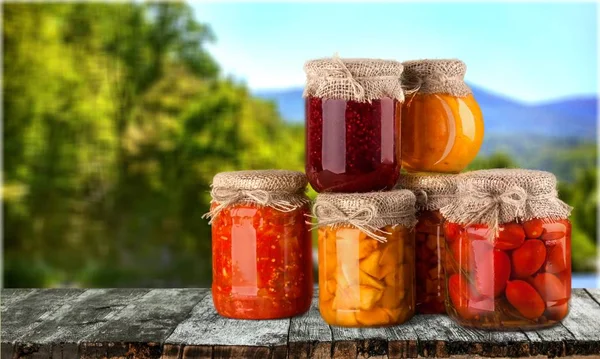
440, 169, 573, 329
397, 173, 457, 314
205, 170, 313, 320
304, 57, 405, 193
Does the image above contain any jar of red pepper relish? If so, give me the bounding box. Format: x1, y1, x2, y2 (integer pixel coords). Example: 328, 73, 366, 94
205, 170, 313, 319
304, 57, 405, 192
440, 169, 573, 330
396, 173, 458, 314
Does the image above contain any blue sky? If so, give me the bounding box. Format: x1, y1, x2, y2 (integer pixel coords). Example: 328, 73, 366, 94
191, 2, 597, 103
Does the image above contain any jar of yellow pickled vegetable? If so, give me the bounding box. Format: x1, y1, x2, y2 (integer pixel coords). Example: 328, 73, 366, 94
313, 190, 417, 327
397, 173, 457, 314
401, 59, 484, 173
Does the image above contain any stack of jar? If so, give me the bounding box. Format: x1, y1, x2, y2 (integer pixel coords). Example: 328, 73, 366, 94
205, 56, 573, 331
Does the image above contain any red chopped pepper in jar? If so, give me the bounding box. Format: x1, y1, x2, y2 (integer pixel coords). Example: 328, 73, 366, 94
206, 170, 313, 319
440, 169, 573, 329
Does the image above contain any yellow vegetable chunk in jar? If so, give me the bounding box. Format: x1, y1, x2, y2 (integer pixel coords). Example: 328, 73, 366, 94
318, 225, 416, 327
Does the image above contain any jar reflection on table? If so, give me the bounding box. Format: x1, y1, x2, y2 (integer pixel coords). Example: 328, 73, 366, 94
305, 96, 401, 193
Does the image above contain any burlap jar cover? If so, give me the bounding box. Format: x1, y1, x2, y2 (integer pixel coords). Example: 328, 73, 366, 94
312, 190, 417, 242
440, 169, 573, 235
396, 173, 458, 211
402, 59, 472, 97
204, 170, 309, 223
303, 55, 405, 103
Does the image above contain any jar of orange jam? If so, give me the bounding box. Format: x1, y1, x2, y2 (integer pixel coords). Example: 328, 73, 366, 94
401, 59, 484, 173
313, 190, 417, 327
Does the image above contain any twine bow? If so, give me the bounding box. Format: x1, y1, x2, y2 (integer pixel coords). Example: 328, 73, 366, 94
311, 201, 403, 242
461, 185, 528, 236
203, 187, 307, 223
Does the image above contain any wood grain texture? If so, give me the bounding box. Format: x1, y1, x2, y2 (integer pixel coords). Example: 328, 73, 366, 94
288, 289, 332, 359
3, 288, 600, 358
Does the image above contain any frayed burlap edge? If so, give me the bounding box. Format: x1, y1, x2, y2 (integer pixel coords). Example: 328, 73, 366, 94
396, 174, 458, 211
440, 169, 572, 233
304, 55, 405, 103
402, 59, 472, 97
204, 170, 309, 223
312, 190, 417, 242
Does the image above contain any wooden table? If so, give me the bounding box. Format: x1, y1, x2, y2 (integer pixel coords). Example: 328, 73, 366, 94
2, 288, 600, 359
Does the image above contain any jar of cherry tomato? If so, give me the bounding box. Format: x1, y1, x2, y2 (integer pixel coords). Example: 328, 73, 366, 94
401, 59, 484, 173
397, 173, 458, 314
304, 57, 405, 192
205, 170, 313, 319
440, 169, 573, 329
313, 190, 417, 327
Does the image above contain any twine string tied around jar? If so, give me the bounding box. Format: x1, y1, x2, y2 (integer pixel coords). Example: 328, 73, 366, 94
204, 187, 306, 224
311, 201, 413, 243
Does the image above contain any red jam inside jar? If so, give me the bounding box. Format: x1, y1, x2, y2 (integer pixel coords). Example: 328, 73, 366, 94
211, 203, 313, 319
305, 96, 401, 193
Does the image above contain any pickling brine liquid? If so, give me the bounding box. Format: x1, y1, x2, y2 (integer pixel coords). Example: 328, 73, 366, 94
444, 219, 571, 329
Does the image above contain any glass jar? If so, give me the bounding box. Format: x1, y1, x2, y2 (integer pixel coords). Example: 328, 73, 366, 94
401, 59, 484, 173
208, 170, 313, 319
304, 58, 404, 193
313, 190, 417, 327
306, 97, 401, 192
397, 173, 457, 314
443, 219, 571, 329
415, 210, 446, 314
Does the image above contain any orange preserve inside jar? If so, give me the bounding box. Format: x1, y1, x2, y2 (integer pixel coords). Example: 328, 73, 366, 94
398, 173, 457, 314
401, 59, 484, 173
314, 190, 417, 327
440, 169, 573, 329
208, 170, 313, 319
304, 57, 405, 192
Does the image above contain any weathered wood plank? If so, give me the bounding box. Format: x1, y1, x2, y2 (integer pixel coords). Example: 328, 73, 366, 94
166, 292, 290, 358
559, 289, 600, 356
81, 288, 206, 358
18, 289, 151, 344
1, 289, 38, 311
2, 289, 86, 346
585, 288, 600, 305
288, 289, 333, 359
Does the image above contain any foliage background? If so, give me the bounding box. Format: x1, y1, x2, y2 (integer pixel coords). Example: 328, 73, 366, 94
3, 2, 597, 288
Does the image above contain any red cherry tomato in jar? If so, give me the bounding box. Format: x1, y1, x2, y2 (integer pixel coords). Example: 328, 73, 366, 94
532, 273, 568, 302
511, 239, 546, 278
545, 300, 569, 321
505, 280, 545, 320
448, 274, 479, 319
545, 243, 567, 274
495, 223, 525, 250
523, 219, 544, 239
473, 246, 511, 298
445, 222, 462, 243
449, 234, 472, 271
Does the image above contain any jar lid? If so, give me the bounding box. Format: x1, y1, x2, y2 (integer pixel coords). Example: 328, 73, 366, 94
402, 58, 472, 97
303, 56, 405, 103
440, 169, 572, 230
205, 170, 309, 222
212, 169, 307, 193
396, 173, 458, 211
313, 190, 417, 241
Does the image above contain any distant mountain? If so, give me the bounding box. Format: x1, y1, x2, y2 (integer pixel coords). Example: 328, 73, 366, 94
254, 85, 597, 140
